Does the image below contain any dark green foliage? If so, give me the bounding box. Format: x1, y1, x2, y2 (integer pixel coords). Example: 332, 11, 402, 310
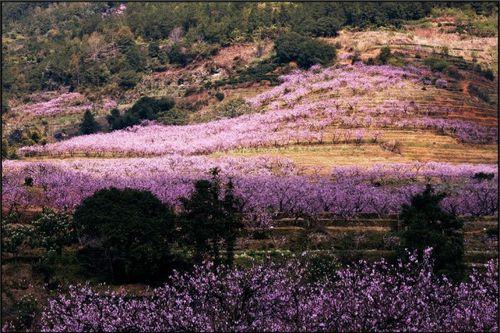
157, 106, 188, 125
168, 44, 189, 67
180, 168, 243, 266
79, 110, 100, 135
1, 209, 75, 255
148, 41, 160, 58
468, 83, 491, 103
399, 185, 465, 280
377, 46, 391, 64
213, 98, 250, 119
213, 59, 281, 87
214, 91, 225, 101
7, 126, 46, 146
302, 252, 340, 283
106, 108, 123, 131
2, 92, 10, 113
192, 97, 252, 123
275, 32, 336, 69
30, 209, 76, 255
485, 227, 498, 239
74, 188, 176, 283
445, 66, 463, 80
2, 138, 11, 159
24, 177, 33, 187
5, 2, 493, 97
483, 68, 495, 81
8, 295, 39, 331
118, 70, 140, 90
129, 96, 175, 121
423, 56, 451, 72
109, 96, 176, 130
473, 172, 495, 181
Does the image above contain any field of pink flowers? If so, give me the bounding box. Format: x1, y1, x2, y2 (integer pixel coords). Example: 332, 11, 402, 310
3, 157, 497, 228
33, 252, 499, 332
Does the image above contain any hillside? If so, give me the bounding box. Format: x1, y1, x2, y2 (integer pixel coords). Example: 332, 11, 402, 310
1, 3, 498, 332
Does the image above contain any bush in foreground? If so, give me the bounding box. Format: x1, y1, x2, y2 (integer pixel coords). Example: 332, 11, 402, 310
38, 251, 497, 332
73, 188, 175, 283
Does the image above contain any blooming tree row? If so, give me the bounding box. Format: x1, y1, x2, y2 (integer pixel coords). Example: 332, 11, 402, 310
3, 158, 497, 227
35, 252, 498, 332
12, 93, 117, 118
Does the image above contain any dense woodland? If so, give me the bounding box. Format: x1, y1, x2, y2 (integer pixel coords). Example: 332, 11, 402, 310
2, 2, 497, 99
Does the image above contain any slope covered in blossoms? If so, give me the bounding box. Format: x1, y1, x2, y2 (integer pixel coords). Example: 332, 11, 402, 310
18, 64, 497, 158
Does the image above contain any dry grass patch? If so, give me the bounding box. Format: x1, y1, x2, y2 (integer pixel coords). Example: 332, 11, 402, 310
219, 129, 497, 173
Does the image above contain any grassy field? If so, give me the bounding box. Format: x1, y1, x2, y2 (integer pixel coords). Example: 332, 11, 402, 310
217, 129, 497, 173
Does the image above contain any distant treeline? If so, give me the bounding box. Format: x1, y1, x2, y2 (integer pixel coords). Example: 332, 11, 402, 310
2, 2, 497, 98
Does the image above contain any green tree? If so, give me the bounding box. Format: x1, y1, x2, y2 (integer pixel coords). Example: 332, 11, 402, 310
180, 168, 243, 266
377, 46, 392, 64
79, 110, 100, 135
399, 185, 465, 280
148, 40, 160, 58
74, 188, 176, 283
106, 108, 123, 131
274, 32, 336, 69
30, 209, 76, 255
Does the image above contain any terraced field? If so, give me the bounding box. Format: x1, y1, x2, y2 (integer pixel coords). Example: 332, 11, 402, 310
236, 216, 498, 268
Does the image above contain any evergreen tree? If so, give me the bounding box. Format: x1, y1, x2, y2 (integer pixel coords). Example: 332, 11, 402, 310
180, 168, 243, 266
106, 108, 123, 131
79, 110, 100, 135
399, 185, 465, 280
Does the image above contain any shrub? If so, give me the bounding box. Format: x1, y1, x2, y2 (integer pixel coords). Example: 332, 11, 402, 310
214, 91, 225, 101
214, 59, 281, 87
473, 172, 495, 181
302, 252, 340, 283
482, 68, 495, 81
118, 70, 140, 89
128, 96, 175, 121
74, 188, 176, 283
7, 126, 46, 146
485, 227, 498, 239
110, 96, 176, 130
106, 108, 123, 131
399, 185, 465, 280
148, 40, 160, 58
79, 110, 100, 135
157, 106, 188, 125
212, 97, 251, 120
377, 46, 391, 64
30, 209, 76, 255
8, 295, 39, 331
446, 66, 463, 79
180, 168, 243, 266
168, 43, 189, 67
1, 208, 74, 255
423, 56, 450, 72
468, 83, 491, 103
274, 32, 336, 69
470, 19, 497, 37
